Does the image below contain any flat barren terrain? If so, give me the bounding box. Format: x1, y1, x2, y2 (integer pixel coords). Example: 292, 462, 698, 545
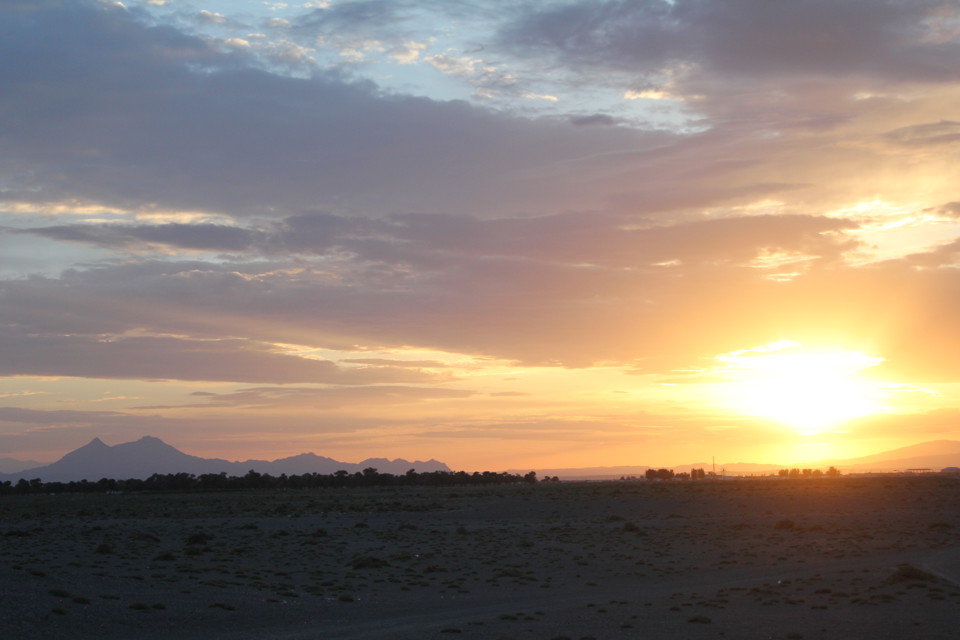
2, 477, 960, 639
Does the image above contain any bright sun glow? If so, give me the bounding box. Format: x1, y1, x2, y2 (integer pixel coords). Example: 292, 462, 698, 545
716, 340, 887, 435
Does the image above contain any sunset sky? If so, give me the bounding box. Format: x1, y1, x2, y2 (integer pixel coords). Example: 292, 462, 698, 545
3, 0, 960, 470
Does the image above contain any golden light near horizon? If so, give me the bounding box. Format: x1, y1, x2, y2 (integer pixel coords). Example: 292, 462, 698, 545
716, 340, 888, 436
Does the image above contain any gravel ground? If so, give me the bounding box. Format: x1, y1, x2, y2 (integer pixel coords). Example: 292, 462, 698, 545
2, 477, 959, 639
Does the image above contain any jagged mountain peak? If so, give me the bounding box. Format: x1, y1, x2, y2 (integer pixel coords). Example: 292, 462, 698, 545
57, 437, 109, 462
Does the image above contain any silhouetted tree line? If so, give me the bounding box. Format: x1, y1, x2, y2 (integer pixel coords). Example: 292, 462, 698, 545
620, 468, 711, 481
0, 468, 541, 496
777, 467, 841, 478
645, 468, 676, 481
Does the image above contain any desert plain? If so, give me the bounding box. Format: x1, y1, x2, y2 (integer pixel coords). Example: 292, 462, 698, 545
2, 476, 960, 639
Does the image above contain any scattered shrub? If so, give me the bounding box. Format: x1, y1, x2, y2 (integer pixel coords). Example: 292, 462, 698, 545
351, 555, 390, 570
884, 565, 939, 585
622, 522, 647, 535
186, 531, 214, 545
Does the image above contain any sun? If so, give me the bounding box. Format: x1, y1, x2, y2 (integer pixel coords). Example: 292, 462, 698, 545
716, 340, 887, 435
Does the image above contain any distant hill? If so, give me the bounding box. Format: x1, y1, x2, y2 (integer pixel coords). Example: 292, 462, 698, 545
0, 436, 450, 483
0, 457, 45, 474
813, 440, 960, 474
513, 441, 960, 480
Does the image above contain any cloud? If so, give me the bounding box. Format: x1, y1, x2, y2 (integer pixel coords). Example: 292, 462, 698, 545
0, 248, 847, 374
884, 120, 960, 146
570, 114, 619, 127
13, 210, 858, 266
0, 210, 866, 371
498, 0, 960, 84
0, 407, 130, 424
198, 9, 227, 24
390, 40, 427, 64
6, 1, 953, 234
12, 223, 258, 252
6, 203, 960, 384
0, 1, 673, 219
138, 385, 475, 409
340, 358, 451, 368
294, 0, 412, 34
0, 327, 448, 384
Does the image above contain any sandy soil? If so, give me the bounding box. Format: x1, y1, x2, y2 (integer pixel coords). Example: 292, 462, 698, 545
2, 477, 959, 639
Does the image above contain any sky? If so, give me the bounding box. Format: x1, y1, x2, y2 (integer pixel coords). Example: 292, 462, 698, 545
3, 0, 960, 470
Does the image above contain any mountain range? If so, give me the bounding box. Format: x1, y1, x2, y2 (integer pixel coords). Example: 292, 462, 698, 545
0, 456, 43, 474
0, 436, 450, 483
3, 438, 959, 483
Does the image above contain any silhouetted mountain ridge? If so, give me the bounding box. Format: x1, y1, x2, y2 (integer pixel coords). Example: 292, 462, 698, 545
0, 436, 451, 482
